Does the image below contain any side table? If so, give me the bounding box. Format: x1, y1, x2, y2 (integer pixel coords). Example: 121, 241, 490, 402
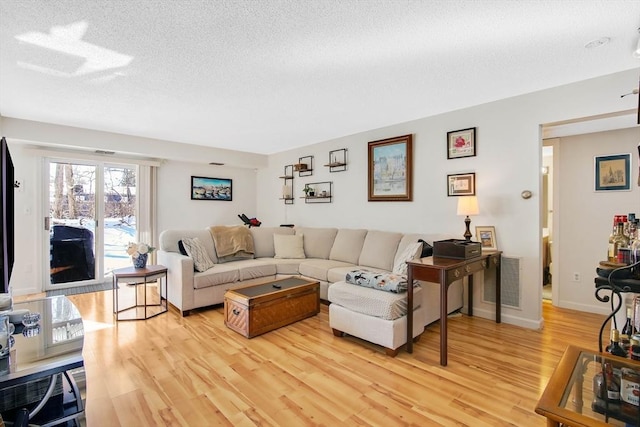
112, 265, 168, 321
406, 251, 502, 366
536, 345, 640, 426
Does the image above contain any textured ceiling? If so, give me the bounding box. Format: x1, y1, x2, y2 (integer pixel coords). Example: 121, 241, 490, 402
0, 0, 639, 155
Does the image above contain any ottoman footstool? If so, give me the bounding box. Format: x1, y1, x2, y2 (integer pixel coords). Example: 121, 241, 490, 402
328, 280, 427, 356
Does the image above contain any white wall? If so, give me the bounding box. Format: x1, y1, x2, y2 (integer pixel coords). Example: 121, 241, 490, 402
157, 161, 257, 231
0, 120, 260, 296
556, 127, 640, 313
256, 68, 640, 329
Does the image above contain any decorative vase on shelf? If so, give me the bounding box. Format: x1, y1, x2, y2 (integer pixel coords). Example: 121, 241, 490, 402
133, 253, 148, 268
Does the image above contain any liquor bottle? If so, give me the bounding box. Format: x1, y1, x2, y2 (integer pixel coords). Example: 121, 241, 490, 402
606, 329, 628, 358
604, 362, 621, 402
630, 338, 640, 360
612, 222, 630, 263
594, 362, 621, 402
609, 215, 622, 262
620, 307, 634, 353
622, 307, 635, 338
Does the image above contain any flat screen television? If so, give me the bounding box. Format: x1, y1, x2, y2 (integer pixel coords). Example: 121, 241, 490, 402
0, 137, 14, 295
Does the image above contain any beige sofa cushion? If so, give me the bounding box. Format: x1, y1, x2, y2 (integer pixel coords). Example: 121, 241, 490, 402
328, 281, 423, 320
329, 229, 368, 264
235, 260, 277, 281
295, 227, 338, 259
193, 264, 239, 289
267, 258, 303, 275
250, 227, 295, 258
358, 230, 402, 271
299, 259, 354, 282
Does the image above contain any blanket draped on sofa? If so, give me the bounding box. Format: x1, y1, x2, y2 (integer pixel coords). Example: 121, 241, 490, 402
345, 269, 408, 293
208, 226, 255, 258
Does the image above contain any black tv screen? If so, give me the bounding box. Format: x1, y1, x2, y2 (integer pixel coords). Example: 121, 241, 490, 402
0, 137, 14, 295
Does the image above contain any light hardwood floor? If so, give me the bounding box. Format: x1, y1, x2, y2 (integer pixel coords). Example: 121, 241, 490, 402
28, 290, 607, 426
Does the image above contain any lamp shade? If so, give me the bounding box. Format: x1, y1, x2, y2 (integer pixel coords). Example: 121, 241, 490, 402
457, 196, 479, 216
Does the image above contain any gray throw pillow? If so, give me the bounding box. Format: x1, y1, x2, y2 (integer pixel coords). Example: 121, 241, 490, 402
181, 237, 215, 272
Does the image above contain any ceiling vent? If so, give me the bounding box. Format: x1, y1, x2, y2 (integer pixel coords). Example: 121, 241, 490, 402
209, 162, 225, 166
95, 150, 115, 155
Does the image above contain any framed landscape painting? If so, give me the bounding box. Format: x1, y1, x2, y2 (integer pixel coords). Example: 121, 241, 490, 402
191, 176, 233, 200
594, 153, 631, 192
368, 134, 413, 201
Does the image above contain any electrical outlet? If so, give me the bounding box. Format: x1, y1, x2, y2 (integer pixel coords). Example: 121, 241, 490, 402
572, 272, 581, 282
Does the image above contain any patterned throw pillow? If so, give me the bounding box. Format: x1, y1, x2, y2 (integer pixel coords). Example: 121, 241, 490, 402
392, 241, 423, 276
181, 237, 215, 272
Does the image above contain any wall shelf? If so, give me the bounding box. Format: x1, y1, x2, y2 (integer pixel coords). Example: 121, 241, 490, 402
297, 155, 314, 177
324, 149, 347, 172
301, 182, 332, 203
279, 165, 294, 204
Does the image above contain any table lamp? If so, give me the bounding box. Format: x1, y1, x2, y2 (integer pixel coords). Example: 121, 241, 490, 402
457, 196, 479, 242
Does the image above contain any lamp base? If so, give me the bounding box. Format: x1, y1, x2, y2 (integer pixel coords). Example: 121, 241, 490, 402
464, 216, 472, 242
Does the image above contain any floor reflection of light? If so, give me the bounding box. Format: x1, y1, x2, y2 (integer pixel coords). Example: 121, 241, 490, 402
82, 319, 114, 333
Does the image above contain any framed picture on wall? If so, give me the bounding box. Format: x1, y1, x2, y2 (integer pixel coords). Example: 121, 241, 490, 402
447, 172, 475, 196
190, 176, 233, 200
447, 127, 476, 159
368, 134, 413, 201
594, 153, 631, 192
475, 226, 497, 250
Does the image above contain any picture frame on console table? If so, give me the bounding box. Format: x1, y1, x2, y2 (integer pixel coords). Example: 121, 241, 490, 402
447, 172, 475, 196
594, 153, 631, 192
190, 176, 233, 201
475, 226, 497, 250
368, 134, 413, 201
447, 127, 476, 159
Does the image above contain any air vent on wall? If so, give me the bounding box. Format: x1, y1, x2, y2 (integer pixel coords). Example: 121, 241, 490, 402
483, 255, 521, 309
95, 150, 115, 155
209, 162, 225, 166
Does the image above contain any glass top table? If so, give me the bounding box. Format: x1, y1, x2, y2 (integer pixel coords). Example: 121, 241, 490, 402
0, 296, 85, 425
536, 345, 640, 427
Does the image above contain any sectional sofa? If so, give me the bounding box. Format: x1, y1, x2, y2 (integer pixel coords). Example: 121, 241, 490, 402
157, 226, 464, 331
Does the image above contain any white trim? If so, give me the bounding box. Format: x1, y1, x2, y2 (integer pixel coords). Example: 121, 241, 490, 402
24, 145, 162, 167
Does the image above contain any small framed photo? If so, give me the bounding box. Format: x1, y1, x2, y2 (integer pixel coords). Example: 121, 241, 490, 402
447, 127, 476, 159
447, 172, 475, 196
191, 176, 233, 200
475, 226, 497, 250
595, 153, 632, 191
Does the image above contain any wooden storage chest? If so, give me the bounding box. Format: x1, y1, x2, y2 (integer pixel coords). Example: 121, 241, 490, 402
224, 277, 320, 338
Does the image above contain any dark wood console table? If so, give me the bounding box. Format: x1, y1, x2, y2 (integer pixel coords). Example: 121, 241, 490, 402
406, 251, 502, 366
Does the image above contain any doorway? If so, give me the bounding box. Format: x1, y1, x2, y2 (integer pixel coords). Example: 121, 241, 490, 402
542, 144, 553, 301
45, 159, 138, 290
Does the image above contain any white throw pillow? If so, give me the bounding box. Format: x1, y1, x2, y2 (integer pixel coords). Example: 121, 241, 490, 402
392, 241, 423, 276
182, 237, 215, 272
273, 234, 306, 259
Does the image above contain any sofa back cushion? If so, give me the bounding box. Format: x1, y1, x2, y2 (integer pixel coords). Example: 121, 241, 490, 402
329, 229, 368, 264
358, 230, 402, 271
394, 233, 451, 267
159, 229, 218, 263
250, 226, 295, 258
295, 227, 338, 259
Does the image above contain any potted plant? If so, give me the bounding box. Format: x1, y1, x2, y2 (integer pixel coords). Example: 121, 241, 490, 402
303, 186, 315, 197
